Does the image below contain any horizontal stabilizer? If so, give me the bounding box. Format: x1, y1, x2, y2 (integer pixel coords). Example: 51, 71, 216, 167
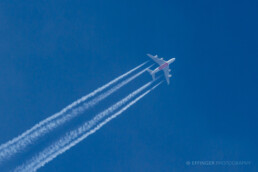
146, 69, 155, 80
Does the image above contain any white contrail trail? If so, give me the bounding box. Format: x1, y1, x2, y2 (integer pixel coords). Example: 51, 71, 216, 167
0, 62, 148, 162
0, 66, 151, 161
15, 81, 163, 172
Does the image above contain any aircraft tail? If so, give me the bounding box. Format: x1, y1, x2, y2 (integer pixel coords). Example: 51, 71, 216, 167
146, 69, 155, 80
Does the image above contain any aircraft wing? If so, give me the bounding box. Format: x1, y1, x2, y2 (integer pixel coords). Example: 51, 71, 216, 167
147, 54, 165, 65
163, 66, 170, 85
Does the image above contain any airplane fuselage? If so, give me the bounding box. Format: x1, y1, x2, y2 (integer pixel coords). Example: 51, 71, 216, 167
152, 58, 175, 74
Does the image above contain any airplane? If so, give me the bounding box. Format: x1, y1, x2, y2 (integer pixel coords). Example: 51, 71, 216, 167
146, 54, 176, 85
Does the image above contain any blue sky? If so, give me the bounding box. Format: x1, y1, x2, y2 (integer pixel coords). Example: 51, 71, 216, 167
0, 0, 257, 171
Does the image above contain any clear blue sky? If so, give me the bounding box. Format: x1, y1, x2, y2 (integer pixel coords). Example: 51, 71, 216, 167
0, 0, 257, 171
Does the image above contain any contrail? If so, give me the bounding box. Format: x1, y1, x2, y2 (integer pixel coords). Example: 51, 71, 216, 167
15, 81, 163, 172
0, 62, 148, 162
